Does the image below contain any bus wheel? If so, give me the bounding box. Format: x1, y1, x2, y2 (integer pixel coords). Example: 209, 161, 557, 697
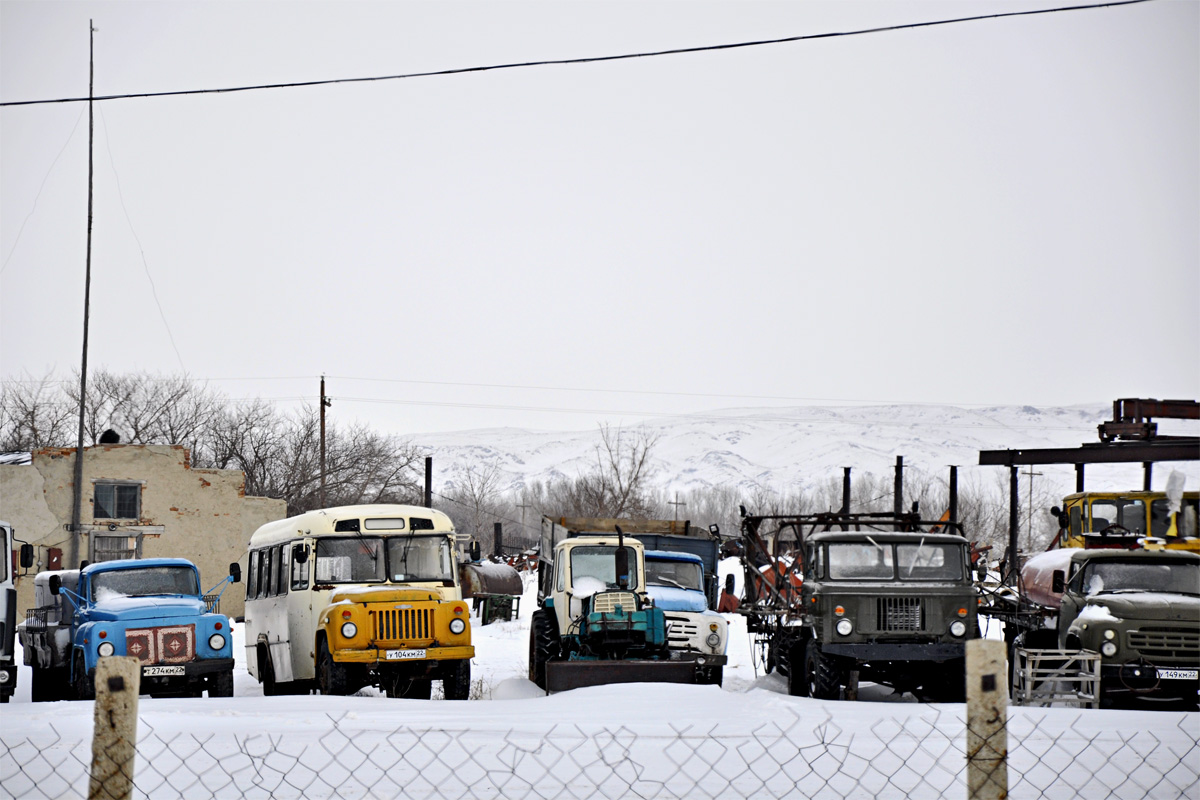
317, 638, 349, 696
442, 659, 471, 700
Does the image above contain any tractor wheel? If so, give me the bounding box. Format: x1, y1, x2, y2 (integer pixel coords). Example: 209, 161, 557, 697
787, 642, 810, 697
441, 659, 471, 700
72, 652, 95, 702
805, 642, 842, 700
317, 637, 349, 696
210, 669, 235, 698
529, 610, 560, 690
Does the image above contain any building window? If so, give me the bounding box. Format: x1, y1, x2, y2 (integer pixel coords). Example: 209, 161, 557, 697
94, 483, 140, 519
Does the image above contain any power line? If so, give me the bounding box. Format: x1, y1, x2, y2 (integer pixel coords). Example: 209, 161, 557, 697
0, 1, 1154, 108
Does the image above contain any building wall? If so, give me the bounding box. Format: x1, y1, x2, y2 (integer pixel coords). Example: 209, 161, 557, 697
0, 444, 287, 619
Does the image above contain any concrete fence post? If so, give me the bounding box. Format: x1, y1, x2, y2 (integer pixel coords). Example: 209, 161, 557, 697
966, 639, 1008, 800
87, 656, 140, 800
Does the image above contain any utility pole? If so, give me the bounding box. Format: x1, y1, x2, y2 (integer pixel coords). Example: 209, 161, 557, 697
517, 501, 534, 538
668, 493, 686, 521
1022, 467, 1043, 551
69, 20, 96, 570
319, 376, 331, 508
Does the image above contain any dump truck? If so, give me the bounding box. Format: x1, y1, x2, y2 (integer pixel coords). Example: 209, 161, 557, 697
739, 510, 979, 701
18, 557, 240, 701
530, 519, 700, 692
1015, 547, 1199, 708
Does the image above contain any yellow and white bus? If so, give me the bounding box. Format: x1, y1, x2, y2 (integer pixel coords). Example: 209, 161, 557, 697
244, 504, 473, 699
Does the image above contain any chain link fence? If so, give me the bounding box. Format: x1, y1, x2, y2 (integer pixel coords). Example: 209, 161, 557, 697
3, 706, 1197, 800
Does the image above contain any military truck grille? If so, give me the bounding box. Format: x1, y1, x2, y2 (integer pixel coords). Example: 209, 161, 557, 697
876, 598, 924, 632
592, 592, 638, 615
1128, 627, 1200, 661
373, 608, 432, 643
665, 614, 699, 648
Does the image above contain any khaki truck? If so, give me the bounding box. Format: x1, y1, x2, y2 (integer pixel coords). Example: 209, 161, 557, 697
244, 504, 473, 699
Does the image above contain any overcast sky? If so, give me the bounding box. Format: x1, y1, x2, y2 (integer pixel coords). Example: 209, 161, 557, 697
2, 1, 1197, 436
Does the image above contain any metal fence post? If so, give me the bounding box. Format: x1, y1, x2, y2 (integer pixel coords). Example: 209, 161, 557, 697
88, 656, 140, 800
966, 639, 1007, 800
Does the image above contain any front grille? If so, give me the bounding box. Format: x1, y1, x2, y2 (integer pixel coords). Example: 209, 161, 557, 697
665, 614, 700, 648
373, 607, 432, 644
592, 592, 638, 615
877, 597, 924, 632
1128, 627, 1200, 661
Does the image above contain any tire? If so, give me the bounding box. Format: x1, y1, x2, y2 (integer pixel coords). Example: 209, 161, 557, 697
441, 659, 471, 700
787, 643, 810, 697
258, 645, 278, 697
317, 637, 349, 696
528, 610, 560, 690
210, 669, 234, 698
805, 642, 842, 700
72, 652, 94, 702
920, 661, 966, 703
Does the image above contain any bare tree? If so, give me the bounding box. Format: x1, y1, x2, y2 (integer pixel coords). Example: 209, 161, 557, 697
0, 372, 76, 451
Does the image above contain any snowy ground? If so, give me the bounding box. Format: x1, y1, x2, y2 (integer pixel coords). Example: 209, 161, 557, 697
2, 567, 1197, 799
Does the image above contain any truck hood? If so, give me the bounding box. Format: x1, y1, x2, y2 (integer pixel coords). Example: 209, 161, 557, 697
646, 586, 708, 613
1081, 593, 1200, 623
87, 595, 208, 621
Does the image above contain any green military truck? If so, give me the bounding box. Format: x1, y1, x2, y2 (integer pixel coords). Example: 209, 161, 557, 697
740, 511, 978, 701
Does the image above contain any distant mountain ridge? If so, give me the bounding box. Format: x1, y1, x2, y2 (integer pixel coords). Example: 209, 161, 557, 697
416, 403, 1200, 497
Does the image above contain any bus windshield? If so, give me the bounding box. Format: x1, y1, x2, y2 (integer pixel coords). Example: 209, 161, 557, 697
386, 536, 454, 583
92, 566, 200, 600
315, 537, 386, 583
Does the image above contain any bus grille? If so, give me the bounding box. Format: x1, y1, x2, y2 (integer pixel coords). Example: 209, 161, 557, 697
373, 608, 433, 644
877, 597, 924, 632
1128, 627, 1200, 661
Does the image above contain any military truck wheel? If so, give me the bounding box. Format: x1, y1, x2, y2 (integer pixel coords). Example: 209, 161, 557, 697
317, 638, 350, 696
442, 659, 471, 700
72, 652, 94, 702
529, 610, 560, 690
210, 669, 234, 698
786, 643, 810, 697
805, 642, 841, 700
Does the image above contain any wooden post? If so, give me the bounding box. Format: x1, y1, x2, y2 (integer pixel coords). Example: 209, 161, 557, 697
88, 657, 140, 800
966, 639, 1008, 800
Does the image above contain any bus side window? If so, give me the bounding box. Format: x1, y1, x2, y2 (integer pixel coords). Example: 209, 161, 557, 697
248, 550, 259, 598
275, 544, 288, 596
261, 548, 274, 598
291, 543, 309, 591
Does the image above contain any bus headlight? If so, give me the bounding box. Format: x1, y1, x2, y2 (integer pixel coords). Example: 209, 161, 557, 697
949, 620, 967, 637
836, 619, 853, 636
341, 622, 358, 639
449, 618, 466, 635
1101, 642, 1118, 657
98, 642, 115, 657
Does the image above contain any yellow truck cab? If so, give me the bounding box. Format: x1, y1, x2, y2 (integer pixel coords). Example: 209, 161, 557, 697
1053, 491, 1199, 553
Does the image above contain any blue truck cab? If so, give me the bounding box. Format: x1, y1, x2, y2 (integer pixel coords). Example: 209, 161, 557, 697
644, 549, 729, 685
18, 557, 240, 701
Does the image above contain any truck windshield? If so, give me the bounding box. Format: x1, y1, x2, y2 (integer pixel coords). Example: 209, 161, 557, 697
386, 536, 454, 582
897, 542, 963, 581
92, 566, 200, 600
315, 537, 386, 583
571, 546, 640, 591
827, 542, 894, 580
646, 559, 704, 591
1081, 561, 1200, 597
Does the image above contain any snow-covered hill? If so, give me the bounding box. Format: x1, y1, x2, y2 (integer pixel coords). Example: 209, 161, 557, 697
416, 403, 1200, 497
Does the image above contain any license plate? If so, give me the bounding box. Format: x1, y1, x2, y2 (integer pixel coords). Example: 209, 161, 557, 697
1156, 668, 1198, 681
143, 665, 185, 677
386, 649, 426, 660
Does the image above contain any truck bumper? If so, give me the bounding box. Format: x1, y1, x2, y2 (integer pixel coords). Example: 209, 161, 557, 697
0, 663, 16, 697
1101, 663, 1200, 701
544, 659, 698, 693
333, 645, 475, 665
822, 642, 966, 662
671, 652, 728, 668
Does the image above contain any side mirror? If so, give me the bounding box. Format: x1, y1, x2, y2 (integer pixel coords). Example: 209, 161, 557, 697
709, 524, 720, 537
228, 563, 242, 584
976, 564, 988, 582
615, 546, 630, 590
1049, 506, 1061, 517
469, 541, 481, 562
49, 574, 62, 596
1051, 569, 1065, 594
19, 543, 34, 569
80, 560, 90, 570
292, 544, 308, 564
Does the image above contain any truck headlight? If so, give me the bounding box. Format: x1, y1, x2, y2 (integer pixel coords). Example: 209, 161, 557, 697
1103, 629, 1116, 641
0, 671, 9, 685
949, 620, 967, 637
1101, 642, 1117, 657
209, 633, 226, 650
341, 622, 357, 639
836, 619, 853, 636
449, 618, 466, 635
706, 632, 721, 647
98, 642, 115, 657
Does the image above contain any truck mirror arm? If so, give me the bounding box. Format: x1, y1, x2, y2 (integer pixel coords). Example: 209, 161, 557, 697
204, 575, 236, 601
